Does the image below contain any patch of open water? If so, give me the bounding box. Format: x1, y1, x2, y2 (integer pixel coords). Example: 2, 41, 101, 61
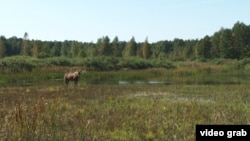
132, 92, 214, 103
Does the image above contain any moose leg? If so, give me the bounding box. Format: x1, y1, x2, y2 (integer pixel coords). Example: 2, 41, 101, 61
65, 79, 69, 87
64, 74, 69, 87
74, 80, 78, 86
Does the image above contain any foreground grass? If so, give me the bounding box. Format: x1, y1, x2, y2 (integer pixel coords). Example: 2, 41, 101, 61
0, 84, 250, 141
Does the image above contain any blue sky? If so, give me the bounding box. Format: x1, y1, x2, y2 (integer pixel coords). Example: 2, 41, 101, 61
0, 0, 249, 43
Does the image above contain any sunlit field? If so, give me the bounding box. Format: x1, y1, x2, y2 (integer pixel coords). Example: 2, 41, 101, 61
1, 62, 250, 141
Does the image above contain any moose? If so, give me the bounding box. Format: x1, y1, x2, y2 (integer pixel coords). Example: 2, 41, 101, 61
64, 70, 84, 86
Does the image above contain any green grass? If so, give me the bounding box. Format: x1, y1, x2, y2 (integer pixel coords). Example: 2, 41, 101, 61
1, 61, 250, 140
1, 84, 250, 141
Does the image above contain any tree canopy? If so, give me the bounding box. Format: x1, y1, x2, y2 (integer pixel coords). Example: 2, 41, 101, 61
1, 21, 250, 60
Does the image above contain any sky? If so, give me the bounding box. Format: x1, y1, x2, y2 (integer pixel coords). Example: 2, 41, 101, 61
0, 0, 250, 43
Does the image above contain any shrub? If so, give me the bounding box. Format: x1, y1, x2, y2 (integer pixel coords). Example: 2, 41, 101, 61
118, 57, 152, 69
83, 56, 119, 71
0, 56, 176, 72
45, 57, 71, 66
0, 56, 37, 72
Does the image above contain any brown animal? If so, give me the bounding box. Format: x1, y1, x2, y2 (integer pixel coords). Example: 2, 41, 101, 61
64, 70, 81, 86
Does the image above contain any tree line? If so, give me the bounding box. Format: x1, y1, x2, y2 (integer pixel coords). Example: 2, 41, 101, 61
0, 21, 250, 60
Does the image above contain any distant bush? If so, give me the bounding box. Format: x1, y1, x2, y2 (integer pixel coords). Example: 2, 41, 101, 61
152, 59, 176, 69
37, 52, 52, 58
0, 56, 38, 72
118, 57, 152, 69
83, 56, 119, 71
45, 57, 71, 66
212, 58, 226, 65
0, 56, 175, 72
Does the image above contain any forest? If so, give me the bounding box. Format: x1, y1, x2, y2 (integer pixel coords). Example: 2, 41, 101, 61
0, 21, 250, 71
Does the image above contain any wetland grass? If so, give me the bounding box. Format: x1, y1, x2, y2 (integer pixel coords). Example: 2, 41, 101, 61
0, 84, 250, 141
1, 61, 250, 140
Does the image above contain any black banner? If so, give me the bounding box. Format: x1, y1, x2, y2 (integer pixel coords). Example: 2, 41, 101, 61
196, 125, 250, 141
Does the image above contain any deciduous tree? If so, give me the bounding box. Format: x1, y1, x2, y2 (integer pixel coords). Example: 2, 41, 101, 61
195, 36, 212, 59
98, 36, 110, 56
124, 36, 136, 57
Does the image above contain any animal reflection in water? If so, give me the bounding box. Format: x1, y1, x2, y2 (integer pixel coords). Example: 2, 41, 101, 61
64, 70, 82, 86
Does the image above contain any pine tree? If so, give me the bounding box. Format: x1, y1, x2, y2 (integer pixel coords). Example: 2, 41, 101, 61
21, 32, 29, 56
142, 37, 150, 59
111, 36, 120, 57
0, 36, 7, 58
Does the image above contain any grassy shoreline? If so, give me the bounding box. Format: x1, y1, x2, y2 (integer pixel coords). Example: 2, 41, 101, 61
1, 59, 250, 87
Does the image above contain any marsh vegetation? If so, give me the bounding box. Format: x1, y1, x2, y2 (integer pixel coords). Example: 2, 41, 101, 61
1, 60, 250, 140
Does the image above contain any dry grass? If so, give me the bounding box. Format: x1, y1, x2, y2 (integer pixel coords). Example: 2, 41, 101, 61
0, 84, 250, 141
